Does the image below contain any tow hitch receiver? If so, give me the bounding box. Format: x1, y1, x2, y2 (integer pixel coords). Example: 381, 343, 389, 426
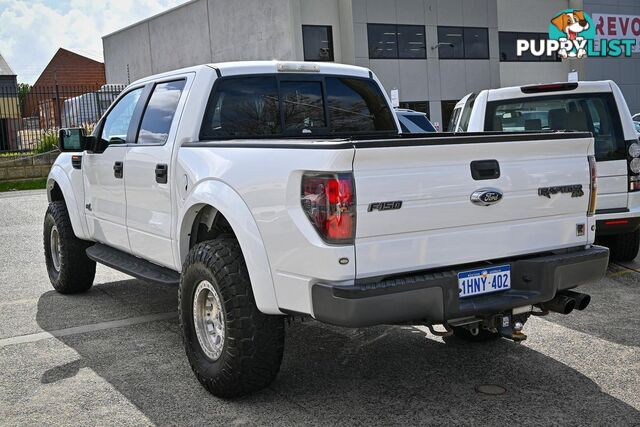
498, 315, 527, 342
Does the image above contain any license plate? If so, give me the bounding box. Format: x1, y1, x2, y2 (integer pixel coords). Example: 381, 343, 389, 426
457, 265, 511, 298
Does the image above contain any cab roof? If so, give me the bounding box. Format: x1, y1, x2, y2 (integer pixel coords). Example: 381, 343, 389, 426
131, 60, 371, 86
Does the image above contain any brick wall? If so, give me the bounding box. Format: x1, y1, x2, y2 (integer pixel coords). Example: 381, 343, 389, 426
0, 152, 59, 182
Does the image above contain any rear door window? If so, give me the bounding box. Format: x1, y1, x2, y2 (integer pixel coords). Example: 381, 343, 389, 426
447, 107, 461, 132
485, 93, 625, 161
137, 80, 186, 144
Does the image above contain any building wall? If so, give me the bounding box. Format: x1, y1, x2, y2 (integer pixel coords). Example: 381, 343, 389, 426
583, 0, 640, 115
350, 0, 500, 126
103, 0, 298, 84
32, 49, 105, 88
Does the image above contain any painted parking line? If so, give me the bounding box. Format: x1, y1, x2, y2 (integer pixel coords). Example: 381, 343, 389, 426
0, 312, 177, 348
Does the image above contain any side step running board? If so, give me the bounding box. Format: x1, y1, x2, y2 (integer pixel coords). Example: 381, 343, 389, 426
86, 244, 180, 285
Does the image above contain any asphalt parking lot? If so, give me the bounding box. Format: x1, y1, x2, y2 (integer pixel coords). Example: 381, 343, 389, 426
1, 190, 639, 426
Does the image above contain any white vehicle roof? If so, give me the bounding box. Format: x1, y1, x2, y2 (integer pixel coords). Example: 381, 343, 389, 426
482, 80, 615, 102
131, 60, 371, 86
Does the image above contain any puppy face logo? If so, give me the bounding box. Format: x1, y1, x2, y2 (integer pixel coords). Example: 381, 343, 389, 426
548, 9, 595, 59
551, 10, 589, 40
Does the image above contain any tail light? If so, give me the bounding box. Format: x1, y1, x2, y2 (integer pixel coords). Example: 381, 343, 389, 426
588, 155, 597, 216
301, 172, 355, 244
520, 82, 578, 94
628, 141, 640, 191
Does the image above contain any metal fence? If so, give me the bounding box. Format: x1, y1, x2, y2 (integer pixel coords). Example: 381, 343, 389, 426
0, 84, 125, 153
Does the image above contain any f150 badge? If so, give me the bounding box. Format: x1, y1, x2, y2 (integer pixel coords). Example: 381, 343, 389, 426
538, 184, 584, 198
368, 201, 403, 212
470, 188, 503, 206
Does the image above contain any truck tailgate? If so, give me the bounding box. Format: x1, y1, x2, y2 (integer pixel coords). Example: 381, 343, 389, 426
352, 134, 595, 278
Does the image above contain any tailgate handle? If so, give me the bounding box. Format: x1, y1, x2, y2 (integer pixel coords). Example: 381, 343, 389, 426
470, 160, 500, 180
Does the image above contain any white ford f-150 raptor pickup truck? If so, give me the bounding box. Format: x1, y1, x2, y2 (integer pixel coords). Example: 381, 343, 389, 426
44, 61, 608, 398
449, 81, 640, 261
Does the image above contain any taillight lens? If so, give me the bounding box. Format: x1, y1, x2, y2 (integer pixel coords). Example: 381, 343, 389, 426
629, 140, 640, 191
301, 172, 355, 244
588, 155, 597, 216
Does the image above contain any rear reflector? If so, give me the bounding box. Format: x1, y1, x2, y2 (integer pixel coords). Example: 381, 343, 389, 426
301, 172, 355, 244
520, 82, 578, 94
604, 220, 629, 225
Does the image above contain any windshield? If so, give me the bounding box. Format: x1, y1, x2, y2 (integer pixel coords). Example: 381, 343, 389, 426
485, 93, 626, 161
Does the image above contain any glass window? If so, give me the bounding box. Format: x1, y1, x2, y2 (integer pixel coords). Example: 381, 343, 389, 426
437, 27, 464, 59
397, 25, 426, 59
326, 77, 396, 133
399, 101, 430, 116
200, 77, 281, 139
457, 93, 476, 132
463, 28, 489, 59
498, 32, 517, 61
442, 101, 460, 131
100, 88, 143, 144
499, 32, 560, 62
302, 25, 334, 61
137, 80, 185, 144
368, 24, 426, 59
368, 24, 398, 59
280, 81, 326, 132
484, 93, 625, 161
401, 113, 436, 133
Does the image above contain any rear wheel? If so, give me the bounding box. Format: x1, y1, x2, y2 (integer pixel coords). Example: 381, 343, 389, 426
179, 238, 284, 398
608, 229, 640, 262
43, 201, 96, 293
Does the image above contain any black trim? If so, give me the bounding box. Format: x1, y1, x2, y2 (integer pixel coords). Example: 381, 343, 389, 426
183, 131, 593, 150
596, 217, 640, 236
86, 244, 180, 285
312, 246, 609, 327
71, 155, 82, 169
596, 207, 629, 215
214, 67, 222, 78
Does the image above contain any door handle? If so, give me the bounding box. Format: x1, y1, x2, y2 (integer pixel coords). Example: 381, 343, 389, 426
113, 161, 124, 179
470, 160, 500, 180
155, 163, 168, 184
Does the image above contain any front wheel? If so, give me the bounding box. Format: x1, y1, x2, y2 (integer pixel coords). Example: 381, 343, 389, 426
43, 201, 96, 293
179, 238, 284, 398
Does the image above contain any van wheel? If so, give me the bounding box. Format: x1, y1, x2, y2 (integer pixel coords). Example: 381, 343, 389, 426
609, 229, 640, 262
179, 238, 284, 398
43, 201, 96, 293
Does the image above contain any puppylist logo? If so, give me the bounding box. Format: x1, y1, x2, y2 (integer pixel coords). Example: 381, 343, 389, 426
516, 9, 636, 59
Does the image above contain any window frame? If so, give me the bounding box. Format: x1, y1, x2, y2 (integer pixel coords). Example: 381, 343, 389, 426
498, 31, 561, 62
199, 73, 398, 141
367, 23, 427, 60
94, 84, 149, 151
134, 78, 187, 146
302, 25, 335, 62
437, 26, 490, 60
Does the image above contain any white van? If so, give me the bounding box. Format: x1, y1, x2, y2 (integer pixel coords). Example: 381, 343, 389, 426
450, 81, 640, 261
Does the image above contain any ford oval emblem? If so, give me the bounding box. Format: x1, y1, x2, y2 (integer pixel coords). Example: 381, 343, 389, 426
470, 188, 503, 206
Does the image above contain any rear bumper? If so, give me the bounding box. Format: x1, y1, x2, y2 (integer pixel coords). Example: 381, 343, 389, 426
311, 246, 609, 328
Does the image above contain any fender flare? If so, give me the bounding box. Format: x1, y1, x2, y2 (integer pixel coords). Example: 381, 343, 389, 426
47, 165, 89, 240
177, 179, 281, 315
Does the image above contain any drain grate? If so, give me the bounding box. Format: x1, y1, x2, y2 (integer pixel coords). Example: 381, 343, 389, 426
475, 384, 507, 395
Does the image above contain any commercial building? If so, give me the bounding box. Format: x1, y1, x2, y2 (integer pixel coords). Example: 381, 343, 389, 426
102, 0, 640, 128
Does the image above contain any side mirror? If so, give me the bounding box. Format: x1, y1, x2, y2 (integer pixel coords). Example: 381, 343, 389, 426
58, 128, 94, 152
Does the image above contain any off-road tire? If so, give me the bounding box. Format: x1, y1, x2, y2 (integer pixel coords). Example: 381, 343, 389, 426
179, 238, 284, 398
43, 201, 96, 293
608, 229, 640, 262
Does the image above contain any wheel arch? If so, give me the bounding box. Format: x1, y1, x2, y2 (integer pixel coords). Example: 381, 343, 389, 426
46, 166, 89, 240
178, 179, 281, 315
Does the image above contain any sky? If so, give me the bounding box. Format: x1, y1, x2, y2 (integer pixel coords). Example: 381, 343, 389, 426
0, 0, 190, 84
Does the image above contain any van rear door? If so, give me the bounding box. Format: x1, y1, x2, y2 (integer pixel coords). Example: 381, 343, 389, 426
483, 91, 628, 211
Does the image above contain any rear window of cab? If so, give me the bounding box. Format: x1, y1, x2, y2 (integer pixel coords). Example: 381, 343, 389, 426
199, 75, 397, 139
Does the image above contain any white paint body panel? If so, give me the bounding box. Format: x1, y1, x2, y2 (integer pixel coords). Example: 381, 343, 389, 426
457, 80, 640, 223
